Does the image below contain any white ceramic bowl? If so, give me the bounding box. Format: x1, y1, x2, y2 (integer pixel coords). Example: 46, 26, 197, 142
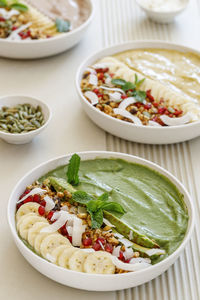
76, 40, 200, 144
0, 0, 94, 59
7, 151, 194, 291
0, 95, 51, 144
136, 0, 189, 23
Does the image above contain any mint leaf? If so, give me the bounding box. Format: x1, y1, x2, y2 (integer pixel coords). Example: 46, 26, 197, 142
111, 78, 126, 86
67, 153, 80, 185
87, 200, 103, 212
134, 90, 146, 103
72, 191, 93, 204
56, 18, 71, 32
98, 192, 109, 202
89, 209, 103, 229
10, 3, 28, 11
101, 202, 125, 214
122, 81, 136, 91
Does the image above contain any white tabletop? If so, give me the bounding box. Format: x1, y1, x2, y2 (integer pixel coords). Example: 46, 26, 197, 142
0, 0, 200, 299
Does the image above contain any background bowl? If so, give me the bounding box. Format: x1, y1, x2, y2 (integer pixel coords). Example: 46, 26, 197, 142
76, 40, 200, 144
136, 0, 189, 23
7, 151, 194, 291
0, 0, 94, 59
0, 95, 51, 144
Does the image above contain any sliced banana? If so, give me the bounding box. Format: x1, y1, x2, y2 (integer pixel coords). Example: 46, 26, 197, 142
68, 250, 89, 272
16, 202, 40, 222
16, 212, 36, 230
58, 247, 78, 269
51, 245, 71, 265
18, 215, 46, 240
40, 233, 71, 259
84, 251, 115, 274
27, 222, 49, 247
34, 231, 51, 254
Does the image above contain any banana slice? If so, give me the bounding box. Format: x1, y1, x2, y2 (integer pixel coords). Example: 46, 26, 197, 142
18, 215, 46, 240
16, 202, 40, 222
58, 247, 78, 269
34, 231, 51, 254
84, 251, 115, 274
68, 250, 89, 272
27, 222, 49, 247
51, 245, 71, 265
16, 212, 36, 230
40, 233, 71, 259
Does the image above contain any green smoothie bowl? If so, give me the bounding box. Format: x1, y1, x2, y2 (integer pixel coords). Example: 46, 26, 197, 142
7, 151, 194, 291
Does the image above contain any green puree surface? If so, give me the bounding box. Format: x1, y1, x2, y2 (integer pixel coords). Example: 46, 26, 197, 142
41, 158, 188, 261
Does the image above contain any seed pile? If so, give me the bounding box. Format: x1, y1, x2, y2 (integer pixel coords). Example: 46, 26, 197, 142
0, 103, 45, 134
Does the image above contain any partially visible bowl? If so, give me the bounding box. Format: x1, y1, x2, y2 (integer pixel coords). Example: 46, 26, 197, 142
0, 95, 51, 144
136, 0, 189, 23
0, 0, 95, 59
7, 151, 194, 291
76, 40, 200, 144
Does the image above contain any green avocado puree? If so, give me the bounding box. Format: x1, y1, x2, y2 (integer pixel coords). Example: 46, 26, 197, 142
40, 158, 188, 262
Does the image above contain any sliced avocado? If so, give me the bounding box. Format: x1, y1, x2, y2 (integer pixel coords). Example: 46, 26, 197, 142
104, 211, 159, 249
48, 176, 76, 195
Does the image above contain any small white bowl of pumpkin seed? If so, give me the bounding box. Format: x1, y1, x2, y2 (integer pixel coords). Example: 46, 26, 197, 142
0, 95, 52, 144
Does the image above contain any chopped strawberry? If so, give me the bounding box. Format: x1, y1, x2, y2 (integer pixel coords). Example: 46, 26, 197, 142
105, 243, 113, 253
23, 196, 33, 204
40, 200, 46, 207
47, 211, 54, 221
98, 73, 104, 80
96, 237, 106, 245
67, 235, 72, 243
92, 242, 101, 251
121, 95, 128, 99
82, 238, 92, 246
146, 90, 155, 102
33, 194, 40, 203
61, 225, 68, 236
38, 205, 45, 216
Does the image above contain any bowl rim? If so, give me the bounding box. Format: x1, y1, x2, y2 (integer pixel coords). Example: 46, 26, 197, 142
0, 0, 95, 45
7, 151, 195, 280
75, 39, 200, 131
0, 94, 52, 137
135, 0, 189, 15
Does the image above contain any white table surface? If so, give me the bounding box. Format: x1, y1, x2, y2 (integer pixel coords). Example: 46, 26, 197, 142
0, 0, 200, 299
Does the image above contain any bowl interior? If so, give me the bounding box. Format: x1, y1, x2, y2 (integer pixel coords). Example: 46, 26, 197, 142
8, 151, 194, 285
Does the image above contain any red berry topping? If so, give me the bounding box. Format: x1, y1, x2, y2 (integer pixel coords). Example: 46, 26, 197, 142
98, 73, 104, 80
33, 194, 40, 203
97, 94, 103, 98
96, 237, 105, 245
146, 90, 155, 102
118, 250, 125, 261
0, 17, 5, 22
93, 88, 99, 94
38, 205, 45, 216
61, 225, 68, 236
19, 189, 30, 200
82, 238, 92, 247
144, 103, 152, 109
92, 242, 101, 251
153, 102, 159, 108
47, 211, 54, 221
12, 26, 17, 31
121, 95, 128, 99
40, 200, 46, 207
105, 243, 113, 253
23, 196, 33, 204
158, 107, 166, 115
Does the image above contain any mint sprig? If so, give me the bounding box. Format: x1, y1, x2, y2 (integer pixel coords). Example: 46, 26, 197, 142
0, 0, 28, 11
67, 153, 80, 186
72, 191, 125, 229
56, 18, 71, 33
